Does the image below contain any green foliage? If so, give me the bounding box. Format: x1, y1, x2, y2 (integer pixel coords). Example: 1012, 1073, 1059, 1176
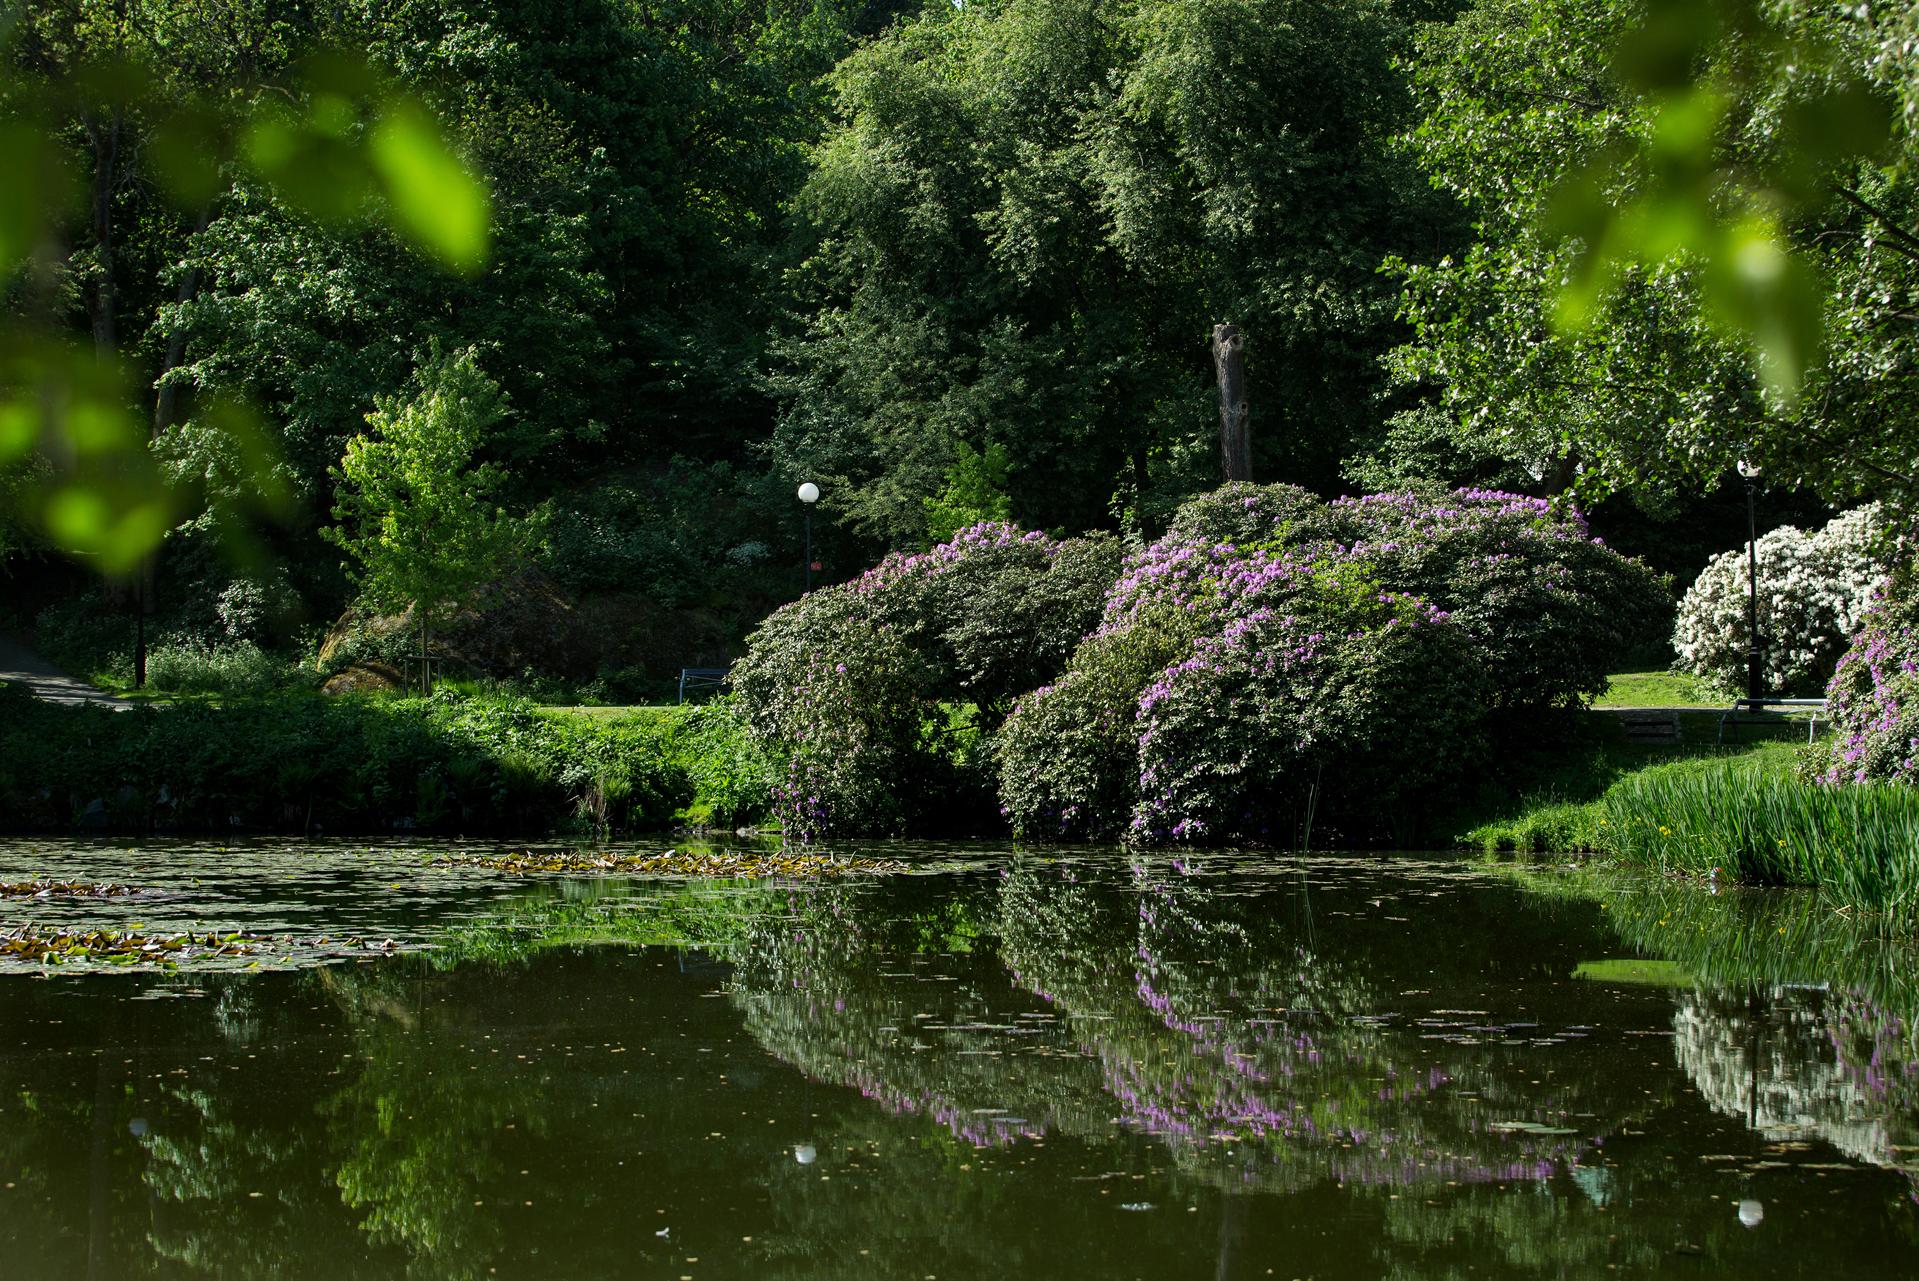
1463, 797, 1608, 856
0, 686, 768, 836
994, 618, 1194, 842
0, 15, 492, 569
1601, 754, 1919, 915
323, 346, 529, 667
1548, 0, 1889, 405
731, 585, 937, 839
143, 639, 315, 697
998, 484, 1668, 843
771, 0, 1450, 548
670, 703, 776, 829
731, 522, 1120, 837
1393, 0, 1919, 509
923, 441, 1011, 546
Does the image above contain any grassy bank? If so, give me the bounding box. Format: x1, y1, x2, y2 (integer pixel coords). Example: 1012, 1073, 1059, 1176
0, 685, 772, 836
1463, 723, 1919, 917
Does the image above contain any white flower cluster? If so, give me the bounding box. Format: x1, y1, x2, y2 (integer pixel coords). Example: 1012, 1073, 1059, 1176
1673, 505, 1891, 696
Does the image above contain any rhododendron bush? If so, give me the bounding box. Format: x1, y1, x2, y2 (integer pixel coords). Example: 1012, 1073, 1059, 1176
1812, 557, 1919, 787
731, 523, 1121, 837
1000, 484, 1666, 843
1673, 506, 1891, 696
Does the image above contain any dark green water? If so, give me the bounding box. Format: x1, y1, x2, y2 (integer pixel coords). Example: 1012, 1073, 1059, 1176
0, 841, 1915, 1278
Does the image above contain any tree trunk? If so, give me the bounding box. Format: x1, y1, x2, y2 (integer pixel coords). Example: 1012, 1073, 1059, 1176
420, 617, 430, 696
152, 206, 215, 441
86, 111, 122, 356
1541, 448, 1579, 497
1212, 322, 1251, 482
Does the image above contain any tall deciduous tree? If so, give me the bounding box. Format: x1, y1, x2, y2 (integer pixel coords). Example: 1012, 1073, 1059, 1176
1386, 0, 1919, 511
324, 347, 527, 693
769, 0, 1451, 549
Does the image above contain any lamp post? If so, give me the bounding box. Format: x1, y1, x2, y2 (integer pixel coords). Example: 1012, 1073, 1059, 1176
797, 481, 820, 593
1737, 459, 1763, 704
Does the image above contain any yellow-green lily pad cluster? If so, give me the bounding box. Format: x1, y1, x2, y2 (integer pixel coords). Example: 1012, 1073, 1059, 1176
0, 926, 409, 969
0, 880, 141, 899
434, 848, 910, 879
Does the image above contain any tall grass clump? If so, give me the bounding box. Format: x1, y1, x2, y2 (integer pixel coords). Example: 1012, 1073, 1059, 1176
144, 640, 316, 696
1602, 757, 1919, 915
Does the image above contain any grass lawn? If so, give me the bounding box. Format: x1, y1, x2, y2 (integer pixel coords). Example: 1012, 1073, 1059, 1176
1592, 670, 1732, 708
1435, 699, 1809, 855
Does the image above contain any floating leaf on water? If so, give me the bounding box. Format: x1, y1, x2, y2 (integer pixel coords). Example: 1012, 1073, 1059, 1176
431, 850, 911, 880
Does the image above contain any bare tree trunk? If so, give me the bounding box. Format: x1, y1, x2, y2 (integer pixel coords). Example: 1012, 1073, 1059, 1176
86, 111, 122, 356
1212, 322, 1251, 482
1541, 448, 1579, 497
420, 616, 430, 696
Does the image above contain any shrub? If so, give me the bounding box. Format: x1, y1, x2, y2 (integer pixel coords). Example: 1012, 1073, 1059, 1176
1129, 602, 1485, 844
145, 639, 316, 696
0, 688, 769, 836
731, 522, 1120, 837
994, 619, 1193, 841
1811, 553, 1919, 786
1319, 488, 1669, 710
730, 586, 935, 839
1000, 485, 1660, 844
1673, 504, 1890, 696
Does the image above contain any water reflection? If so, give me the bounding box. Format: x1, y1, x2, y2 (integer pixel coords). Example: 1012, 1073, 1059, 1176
732, 862, 1591, 1195
0, 844, 1916, 1277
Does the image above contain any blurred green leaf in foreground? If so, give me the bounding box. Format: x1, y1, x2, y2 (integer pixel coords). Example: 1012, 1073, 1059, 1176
2, 27, 490, 574
1550, 0, 1892, 407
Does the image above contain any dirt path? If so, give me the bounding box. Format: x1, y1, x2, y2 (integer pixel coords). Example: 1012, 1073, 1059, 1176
0, 633, 133, 709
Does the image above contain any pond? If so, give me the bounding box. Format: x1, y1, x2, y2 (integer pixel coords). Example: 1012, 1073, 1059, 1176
0, 839, 1915, 1278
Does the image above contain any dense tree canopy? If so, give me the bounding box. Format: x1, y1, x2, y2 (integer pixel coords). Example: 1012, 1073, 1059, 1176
6, 0, 1917, 695
1388, 0, 1919, 509
768, 0, 1458, 546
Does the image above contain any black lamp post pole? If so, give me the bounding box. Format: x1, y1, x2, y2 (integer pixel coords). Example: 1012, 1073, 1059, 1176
1745, 471, 1762, 704
804, 505, 813, 594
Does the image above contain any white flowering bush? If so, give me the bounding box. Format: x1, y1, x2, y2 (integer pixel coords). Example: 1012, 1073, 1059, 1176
1673, 505, 1891, 697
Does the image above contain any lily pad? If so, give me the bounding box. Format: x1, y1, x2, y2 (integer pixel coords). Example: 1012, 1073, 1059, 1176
433, 849, 911, 879
0, 880, 140, 899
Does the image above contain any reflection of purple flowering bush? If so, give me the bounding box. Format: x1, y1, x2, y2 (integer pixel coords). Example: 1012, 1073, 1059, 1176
1813, 556, 1919, 786
1000, 484, 1659, 842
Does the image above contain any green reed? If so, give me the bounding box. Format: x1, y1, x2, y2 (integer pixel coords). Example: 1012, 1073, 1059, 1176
1601, 756, 1919, 916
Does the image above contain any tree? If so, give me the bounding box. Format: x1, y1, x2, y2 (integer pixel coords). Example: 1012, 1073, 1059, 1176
0, 6, 491, 571
769, 0, 1451, 550
1388, 0, 1919, 511
324, 348, 526, 693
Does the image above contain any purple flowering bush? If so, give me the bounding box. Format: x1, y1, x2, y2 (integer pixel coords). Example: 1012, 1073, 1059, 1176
1000, 484, 1664, 843
1812, 559, 1919, 786
1130, 605, 1484, 843
731, 522, 1120, 837
858, 523, 1122, 717
729, 586, 932, 839
1318, 487, 1668, 710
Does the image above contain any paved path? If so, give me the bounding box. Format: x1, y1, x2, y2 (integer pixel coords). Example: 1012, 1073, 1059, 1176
0, 633, 133, 709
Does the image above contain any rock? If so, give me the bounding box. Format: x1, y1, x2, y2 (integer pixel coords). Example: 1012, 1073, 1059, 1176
320, 661, 407, 696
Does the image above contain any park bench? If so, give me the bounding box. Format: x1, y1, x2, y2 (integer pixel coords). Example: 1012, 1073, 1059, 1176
1716, 696, 1827, 744
677, 667, 730, 704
